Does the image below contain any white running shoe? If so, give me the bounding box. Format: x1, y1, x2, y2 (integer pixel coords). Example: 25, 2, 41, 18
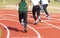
38, 16, 41, 22
21, 19, 24, 26
34, 20, 39, 25
46, 16, 50, 20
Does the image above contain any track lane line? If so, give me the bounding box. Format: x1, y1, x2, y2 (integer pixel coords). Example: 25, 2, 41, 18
0, 17, 41, 38
42, 20, 60, 29
0, 14, 60, 38
0, 14, 60, 21
0, 14, 60, 29
0, 23, 10, 38
27, 25, 41, 38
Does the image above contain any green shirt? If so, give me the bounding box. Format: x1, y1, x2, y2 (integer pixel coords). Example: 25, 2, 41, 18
18, 1, 27, 12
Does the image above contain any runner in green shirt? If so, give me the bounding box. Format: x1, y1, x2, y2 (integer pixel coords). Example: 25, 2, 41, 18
18, 0, 27, 12
18, 0, 27, 33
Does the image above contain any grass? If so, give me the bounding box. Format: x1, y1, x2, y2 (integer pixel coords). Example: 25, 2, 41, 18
0, 29, 2, 37
48, 7, 60, 13
49, 0, 60, 7
47, 0, 60, 13
0, 0, 30, 5
0, 0, 60, 13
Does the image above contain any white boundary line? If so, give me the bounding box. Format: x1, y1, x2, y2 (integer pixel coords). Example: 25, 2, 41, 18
0, 14, 60, 38
0, 23, 10, 38
1, 14, 60, 21
0, 15, 41, 38
0, 14, 60, 23
0, 14, 17, 16
0, 14, 60, 28
27, 25, 41, 38
27, 15, 60, 29
42, 20, 60, 29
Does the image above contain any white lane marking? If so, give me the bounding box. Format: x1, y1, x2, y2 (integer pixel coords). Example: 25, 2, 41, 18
0, 18, 41, 38
0, 14, 17, 16
0, 14, 60, 25
0, 14, 60, 28
42, 20, 60, 29
0, 14, 60, 21
51, 18, 60, 21
0, 23, 10, 38
27, 25, 41, 38
26, 15, 60, 29
0, 14, 60, 38
34, 27, 52, 28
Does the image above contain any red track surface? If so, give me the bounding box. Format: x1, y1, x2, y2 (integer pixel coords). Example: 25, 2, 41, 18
0, 9, 60, 38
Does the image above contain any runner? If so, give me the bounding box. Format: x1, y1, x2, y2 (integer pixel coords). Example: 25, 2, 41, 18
40, 0, 50, 20
30, 0, 41, 25
18, 0, 28, 32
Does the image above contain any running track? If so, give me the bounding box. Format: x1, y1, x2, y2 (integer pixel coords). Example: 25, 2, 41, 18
0, 9, 60, 38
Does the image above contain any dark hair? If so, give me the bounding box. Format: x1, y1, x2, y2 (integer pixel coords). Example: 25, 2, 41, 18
21, 0, 25, 1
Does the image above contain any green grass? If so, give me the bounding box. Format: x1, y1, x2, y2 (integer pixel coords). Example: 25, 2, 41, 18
0, 0, 18, 5
0, 0, 60, 13
48, 8, 60, 13
49, 0, 60, 7
5, 0, 18, 4
47, 0, 60, 13
0, 29, 2, 37
0, 0, 30, 5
